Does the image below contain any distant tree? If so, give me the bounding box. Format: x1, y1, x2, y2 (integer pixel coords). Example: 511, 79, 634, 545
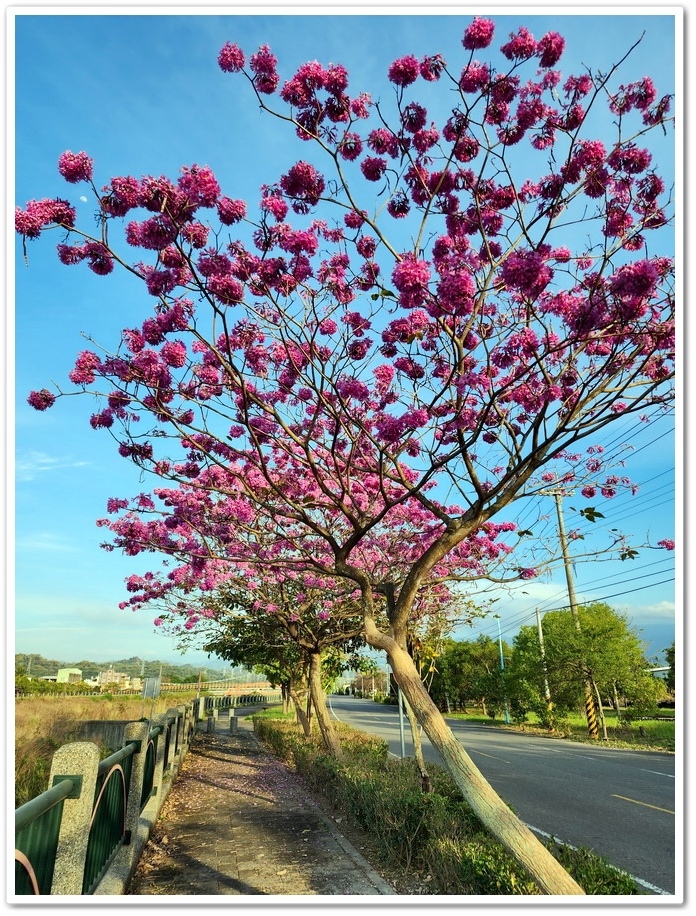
508, 603, 660, 723
665, 641, 675, 695
429, 634, 508, 716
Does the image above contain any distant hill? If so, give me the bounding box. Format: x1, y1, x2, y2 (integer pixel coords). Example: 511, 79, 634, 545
15, 654, 229, 682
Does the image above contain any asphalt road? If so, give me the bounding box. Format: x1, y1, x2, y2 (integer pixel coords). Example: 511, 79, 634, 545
328, 695, 678, 896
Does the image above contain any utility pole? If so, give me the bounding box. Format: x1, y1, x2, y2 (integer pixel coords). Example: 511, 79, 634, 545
543, 488, 599, 739
535, 608, 554, 727
494, 615, 511, 724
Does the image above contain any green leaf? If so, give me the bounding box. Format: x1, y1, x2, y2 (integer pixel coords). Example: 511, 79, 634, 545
579, 507, 605, 523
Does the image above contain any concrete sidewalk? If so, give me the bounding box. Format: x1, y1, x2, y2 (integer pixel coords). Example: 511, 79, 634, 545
126, 712, 396, 897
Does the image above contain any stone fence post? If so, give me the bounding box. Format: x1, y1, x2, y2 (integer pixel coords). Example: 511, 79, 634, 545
122, 721, 150, 852
150, 713, 169, 798
49, 742, 100, 895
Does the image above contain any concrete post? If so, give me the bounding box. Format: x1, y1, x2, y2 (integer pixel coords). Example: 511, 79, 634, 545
49, 742, 100, 895
163, 708, 178, 772
121, 721, 150, 865
205, 707, 217, 732
150, 715, 168, 798
176, 705, 188, 758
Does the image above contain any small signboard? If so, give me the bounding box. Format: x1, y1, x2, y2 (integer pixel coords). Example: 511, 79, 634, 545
142, 676, 161, 699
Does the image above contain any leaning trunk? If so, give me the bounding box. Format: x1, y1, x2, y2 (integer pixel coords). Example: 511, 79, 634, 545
308, 651, 343, 760
367, 631, 584, 895
289, 684, 312, 737
281, 680, 291, 715
402, 693, 432, 792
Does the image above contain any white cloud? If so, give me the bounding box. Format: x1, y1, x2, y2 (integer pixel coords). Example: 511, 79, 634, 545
14, 532, 79, 553
614, 600, 676, 621
15, 451, 90, 482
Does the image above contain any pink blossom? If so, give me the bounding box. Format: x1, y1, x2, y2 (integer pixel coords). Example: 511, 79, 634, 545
387, 191, 410, 218
392, 254, 431, 307
459, 61, 490, 93
360, 156, 387, 182
178, 164, 220, 208
500, 27, 538, 61
519, 568, 538, 580
420, 54, 446, 81
401, 102, 427, 133
90, 409, 114, 429
218, 42, 245, 72
69, 350, 102, 385
250, 44, 278, 94
161, 340, 188, 367
373, 364, 395, 391
279, 161, 325, 212
607, 143, 652, 175
338, 133, 363, 161
101, 175, 140, 217
387, 55, 420, 87
658, 539, 675, 550
84, 241, 114, 275
27, 388, 56, 411
500, 249, 553, 297
180, 222, 209, 249
350, 93, 372, 118
319, 318, 338, 335
367, 128, 399, 157
217, 196, 247, 225
536, 32, 565, 68
463, 17, 495, 50
344, 209, 367, 230
58, 150, 94, 183
15, 198, 76, 237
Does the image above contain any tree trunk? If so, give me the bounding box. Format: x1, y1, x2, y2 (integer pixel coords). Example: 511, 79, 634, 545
592, 678, 609, 741
612, 681, 623, 723
402, 693, 432, 792
289, 685, 312, 737
367, 631, 584, 895
308, 651, 343, 759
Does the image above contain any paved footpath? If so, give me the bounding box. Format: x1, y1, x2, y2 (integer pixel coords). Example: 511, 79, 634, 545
126, 713, 396, 897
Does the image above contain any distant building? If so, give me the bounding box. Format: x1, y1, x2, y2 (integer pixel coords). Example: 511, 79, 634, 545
96, 669, 143, 690
57, 668, 83, 684
97, 668, 129, 687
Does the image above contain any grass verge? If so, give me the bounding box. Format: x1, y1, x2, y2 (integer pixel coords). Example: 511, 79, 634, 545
443, 709, 675, 752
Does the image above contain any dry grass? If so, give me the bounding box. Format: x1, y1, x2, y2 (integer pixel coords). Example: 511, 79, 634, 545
14, 694, 198, 807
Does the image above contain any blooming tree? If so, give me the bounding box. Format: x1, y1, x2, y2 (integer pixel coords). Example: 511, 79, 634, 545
17, 17, 675, 894
181, 578, 366, 756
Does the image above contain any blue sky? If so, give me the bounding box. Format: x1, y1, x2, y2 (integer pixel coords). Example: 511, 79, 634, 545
8, 4, 680, 669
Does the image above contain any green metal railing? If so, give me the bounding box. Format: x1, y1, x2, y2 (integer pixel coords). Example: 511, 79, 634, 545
140, 727, 162, 809
81, 742, 137, 894
15, 778, 77, 894
14, 706, 195, 896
